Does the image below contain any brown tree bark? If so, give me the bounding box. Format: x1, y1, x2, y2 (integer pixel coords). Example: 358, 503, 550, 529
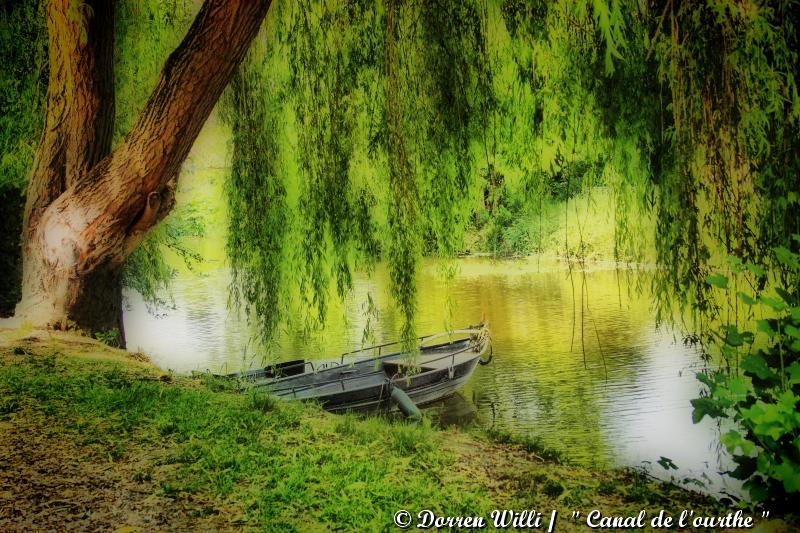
16, 0, 271, 341
20, 0, 117, 333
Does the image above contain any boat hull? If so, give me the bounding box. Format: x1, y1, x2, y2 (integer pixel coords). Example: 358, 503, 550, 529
248, 328, 491, 414
326, 356, 481, 413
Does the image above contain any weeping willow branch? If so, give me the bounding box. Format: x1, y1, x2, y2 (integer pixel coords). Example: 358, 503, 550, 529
220, 0, 495, 349
650, 0, 800, 328
218, 0, 799, 357
222, 45, 289, 349
384, 0, 420, 350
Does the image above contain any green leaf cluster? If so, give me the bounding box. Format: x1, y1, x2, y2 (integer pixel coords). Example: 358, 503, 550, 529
0, 0, 46, 191
694, 254, 800, 510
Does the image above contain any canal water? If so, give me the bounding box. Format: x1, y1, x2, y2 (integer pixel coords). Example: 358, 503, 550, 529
123, 256, 739, 498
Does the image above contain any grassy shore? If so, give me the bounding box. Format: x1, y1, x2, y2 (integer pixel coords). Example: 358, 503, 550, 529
0, 329, 789, 532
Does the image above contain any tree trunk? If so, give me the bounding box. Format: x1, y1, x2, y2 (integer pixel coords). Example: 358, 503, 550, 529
19, 0, 118, 333
16, 0, 271, 342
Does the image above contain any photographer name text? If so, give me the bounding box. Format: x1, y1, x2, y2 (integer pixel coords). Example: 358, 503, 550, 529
393, 508, 767, 530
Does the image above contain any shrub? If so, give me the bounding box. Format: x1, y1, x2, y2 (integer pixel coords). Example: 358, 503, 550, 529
694, 249, 800, 511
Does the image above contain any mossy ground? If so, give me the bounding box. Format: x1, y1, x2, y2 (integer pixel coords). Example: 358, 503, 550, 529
0, 329, 791, 532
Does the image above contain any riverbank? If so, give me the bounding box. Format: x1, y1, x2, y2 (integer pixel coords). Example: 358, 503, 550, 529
0, 330, 791, 532
466, 188, 655, 263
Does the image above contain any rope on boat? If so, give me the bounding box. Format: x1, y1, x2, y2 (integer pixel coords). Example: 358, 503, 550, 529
479, 343, 493, 365
469, 323, 493, 365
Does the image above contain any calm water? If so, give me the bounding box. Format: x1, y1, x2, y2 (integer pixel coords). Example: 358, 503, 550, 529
123, 256, 739, 497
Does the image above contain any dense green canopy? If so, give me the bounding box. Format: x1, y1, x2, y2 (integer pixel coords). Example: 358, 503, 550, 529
217, 0, 799, 349
1, 0, 798, 347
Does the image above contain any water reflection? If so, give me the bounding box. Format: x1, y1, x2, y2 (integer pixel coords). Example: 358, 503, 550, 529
423, 392, 479, 427
123, 257, 737, 496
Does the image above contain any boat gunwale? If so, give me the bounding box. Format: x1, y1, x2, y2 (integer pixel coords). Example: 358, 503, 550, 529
334, 328, 482, 359
259, 338, 466, 391
267, 338, 489, 399
261, 329, 484, 389
265, 338, 474, 392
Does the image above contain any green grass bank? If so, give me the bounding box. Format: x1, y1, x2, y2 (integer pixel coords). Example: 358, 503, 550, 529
0, 329, 792, 532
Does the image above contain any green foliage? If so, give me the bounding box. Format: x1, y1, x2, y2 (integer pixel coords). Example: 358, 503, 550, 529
650, 0, 800, 324
657, 456, 678, 471
222, 0, 493, 349
384, 0, 493, 348
94, 328, 122, 348
0, 0, 46, 191
0, 0, 45, 314
693, 254, 800, 510
218, 1, 390, 347
215, 0, 799, 373
288, 0, 382, 333
1, 0, 794, 355
490, 1, 658, 268
221, 43, 290, 346
121, 204, 205, 310
114, 0, 197, 144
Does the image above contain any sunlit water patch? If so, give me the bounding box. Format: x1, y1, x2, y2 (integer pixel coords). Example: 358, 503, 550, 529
124, 257, 740, 498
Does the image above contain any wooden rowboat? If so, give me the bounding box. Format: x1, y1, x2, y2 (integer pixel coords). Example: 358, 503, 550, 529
227, 325, 492, 414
